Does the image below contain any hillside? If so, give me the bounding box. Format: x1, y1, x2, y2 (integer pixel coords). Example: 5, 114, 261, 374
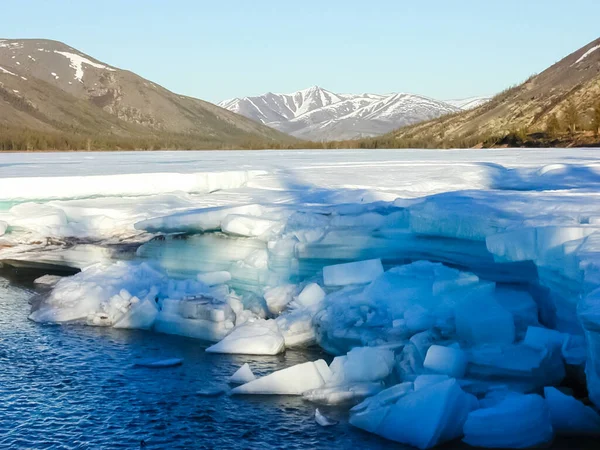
219, 86, 478, 141
377, 37, 600, 148
0, 39, 295, 150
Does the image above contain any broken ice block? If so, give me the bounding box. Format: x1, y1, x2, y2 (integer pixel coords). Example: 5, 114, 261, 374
133, 358, 183, 368
329, 347, 395, 385
376, 379, 476, 449
544, 387, 600, 436
263, 284, 297, 315
523, 326, 565, 352
33, 274, 63, 287
414, 374, 451, 391
303, 382, 383, 405
295, 283, 326, 309
466, 344, 566, 391
275, 309, 316, 347
206, 319, 285, 355
197, 271, 232, 286
351, 382, 414, 413
221, 214, 283, 238
561, 334, 587, 366
113, 297, 158, 329
463, 394, 553, 448
154, 295, 235, 341
315, 408, 338, 426
135, 204, 264, 233
323, 259, 384, 286
423, 345, 468, 378
230, 359, 332, 395
455, 295, 515, 346
229, 363, 257, 385
493, 286, 539, 337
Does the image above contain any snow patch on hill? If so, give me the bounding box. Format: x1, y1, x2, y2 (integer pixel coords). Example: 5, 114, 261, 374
53, 50, 115, 82
574, 44, 600, 66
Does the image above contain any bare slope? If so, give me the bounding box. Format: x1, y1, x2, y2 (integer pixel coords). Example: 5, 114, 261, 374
385, 37, 600, 147
0, 39, 294, 148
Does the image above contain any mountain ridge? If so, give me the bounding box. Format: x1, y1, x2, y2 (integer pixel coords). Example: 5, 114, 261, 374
220, 86, 487, 141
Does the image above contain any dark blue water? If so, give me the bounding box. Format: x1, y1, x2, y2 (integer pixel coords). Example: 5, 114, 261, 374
0, 278, 400, 450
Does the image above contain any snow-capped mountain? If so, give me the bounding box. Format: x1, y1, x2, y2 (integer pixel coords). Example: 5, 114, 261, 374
444, 96, 491, 110
219, 86, 487, 141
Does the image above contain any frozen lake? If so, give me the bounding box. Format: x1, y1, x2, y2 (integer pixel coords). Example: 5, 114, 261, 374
2, 149, 600, 449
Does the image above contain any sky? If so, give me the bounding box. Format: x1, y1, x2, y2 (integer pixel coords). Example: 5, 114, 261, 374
2, 0, 600, 103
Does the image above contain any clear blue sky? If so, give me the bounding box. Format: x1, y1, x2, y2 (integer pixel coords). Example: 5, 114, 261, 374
2, 0, 599, 103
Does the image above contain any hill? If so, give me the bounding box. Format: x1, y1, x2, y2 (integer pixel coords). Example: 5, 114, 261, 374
0, 39, 295, 150
371, 37, 600, 148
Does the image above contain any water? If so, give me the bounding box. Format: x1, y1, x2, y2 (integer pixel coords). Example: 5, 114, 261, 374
0, 278, 397, 450
2, 278, 598, 450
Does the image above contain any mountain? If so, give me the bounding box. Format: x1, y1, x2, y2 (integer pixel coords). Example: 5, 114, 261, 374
381, 37, 600, 148
444, 96, 491, 110
0, 39, 294, 149
219, 86, 464, 141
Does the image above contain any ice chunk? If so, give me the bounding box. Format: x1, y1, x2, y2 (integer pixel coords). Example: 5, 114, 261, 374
323, 259, 384, 286
221, 214, 283, 238
135, 204, 263, 233
303, 382, 383, 405
33, 274, 63, 287
315, 408, 338, 426
205, 319, 285, 355
561, 334, 587, 366
275, 309, 316, 347
197, 271, 231, 286
154, 295, 235, 341
544, 387, 600, 436
229, 363, 257, 385
463, 394, 553, 448
455, 295, 515, 346
466, 344, 566, 390
113, 297, 158, 329
329, 347, 395, 385
414, 374, 451, 391
523, 326, 565, 352
351, 382, 414, 414
579, 287, 600, 408
0, 220, 7, 235
295, 283, 326, 309
230, 359, 332, 395
29, 261, 168, 325
493, 286, 539, 337
263, 284, 297, 314
375, 379, 476, 449
134, 358, 183, 368
423, 345, 468, 378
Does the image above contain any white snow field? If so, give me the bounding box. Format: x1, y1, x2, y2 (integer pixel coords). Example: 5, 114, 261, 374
2, 148, 600, 448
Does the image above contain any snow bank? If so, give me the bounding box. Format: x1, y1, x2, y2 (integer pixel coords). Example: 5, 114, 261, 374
0, 170, 264, 201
